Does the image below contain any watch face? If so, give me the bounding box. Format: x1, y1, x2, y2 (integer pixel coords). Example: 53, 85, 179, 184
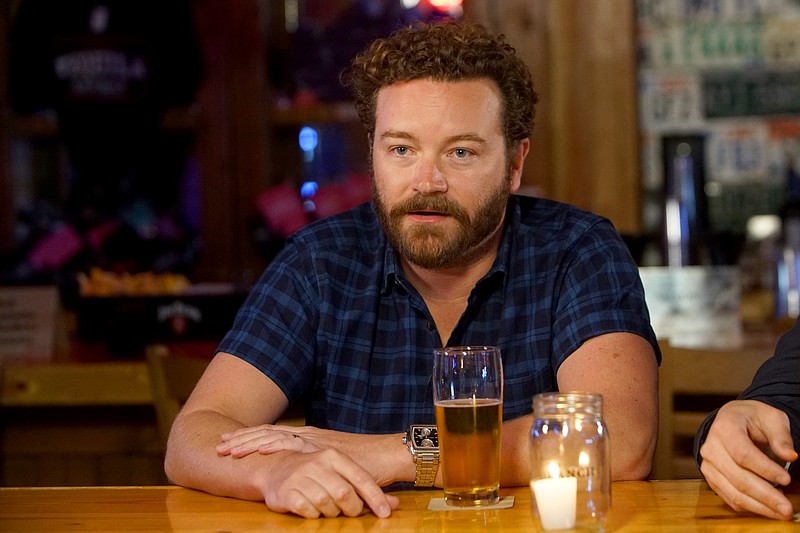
412, 426, 438, 448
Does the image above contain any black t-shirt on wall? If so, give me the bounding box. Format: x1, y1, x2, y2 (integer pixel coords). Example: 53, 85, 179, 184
9, 0, 203, 225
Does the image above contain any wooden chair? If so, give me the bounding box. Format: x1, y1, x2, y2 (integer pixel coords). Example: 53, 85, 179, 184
146, 344, 306, 449
146, 344, 212, 448
652, 339, 776, 479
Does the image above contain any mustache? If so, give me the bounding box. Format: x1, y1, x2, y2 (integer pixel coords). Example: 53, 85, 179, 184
390, 195, 469, 222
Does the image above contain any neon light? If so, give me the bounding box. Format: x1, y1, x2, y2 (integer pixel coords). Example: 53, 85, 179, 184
298, 126, 318, 152
429, 0, 463, 9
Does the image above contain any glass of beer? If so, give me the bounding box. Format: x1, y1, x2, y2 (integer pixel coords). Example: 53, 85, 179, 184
433, 345, 503, 507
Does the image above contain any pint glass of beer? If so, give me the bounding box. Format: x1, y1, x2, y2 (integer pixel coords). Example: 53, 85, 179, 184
433, 346, 503, 506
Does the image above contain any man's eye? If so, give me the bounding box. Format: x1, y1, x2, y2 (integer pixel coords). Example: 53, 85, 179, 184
453, 148, 470, 158
393, 146, 409, 156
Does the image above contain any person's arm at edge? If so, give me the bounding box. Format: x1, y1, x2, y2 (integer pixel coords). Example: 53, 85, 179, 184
691, 320, 800, 520
693, 408, 719, 470
694, 399, 796, 520
694, 319, 800, 474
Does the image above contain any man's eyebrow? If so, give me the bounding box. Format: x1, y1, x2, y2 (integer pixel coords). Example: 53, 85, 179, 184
379, 130, 416, 142
445, 133, 486, 145
378, 130, 487, 145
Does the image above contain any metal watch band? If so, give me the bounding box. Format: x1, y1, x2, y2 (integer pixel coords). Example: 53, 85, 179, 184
413, 450, 439, 487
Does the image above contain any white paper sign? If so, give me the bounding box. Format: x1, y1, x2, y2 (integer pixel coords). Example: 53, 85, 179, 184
0, 286, 58, 361
640, 266, 742, 349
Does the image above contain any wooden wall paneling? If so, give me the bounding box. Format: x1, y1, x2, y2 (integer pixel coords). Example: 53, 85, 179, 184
465, 0, 552, 198
598, 3, 641, 234
224, 0, 271, 282
468, 0, 642, 234
192, 0, 270, 282
552, 0, 641, 234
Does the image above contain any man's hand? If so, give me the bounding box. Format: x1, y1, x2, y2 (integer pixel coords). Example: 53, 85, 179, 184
699, 400, 797, 520
254, 448, 399, 518
217, 424, 410, 488
217, 424, 321, 457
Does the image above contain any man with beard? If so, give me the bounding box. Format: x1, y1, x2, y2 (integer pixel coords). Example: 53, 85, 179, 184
165, 21, 660, 519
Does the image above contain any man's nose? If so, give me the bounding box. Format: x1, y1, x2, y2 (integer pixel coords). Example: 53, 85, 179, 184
413, 160, 447, 194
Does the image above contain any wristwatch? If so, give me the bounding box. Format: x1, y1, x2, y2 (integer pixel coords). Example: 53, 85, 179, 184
403, 424, 440, 487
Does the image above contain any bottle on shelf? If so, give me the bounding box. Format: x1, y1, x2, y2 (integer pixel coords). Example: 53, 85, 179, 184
775, 156, 800, 321
661, 135, 709, 266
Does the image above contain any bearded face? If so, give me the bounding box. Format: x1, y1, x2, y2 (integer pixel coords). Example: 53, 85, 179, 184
369, 79, 525, 270
373, 175, 511, 270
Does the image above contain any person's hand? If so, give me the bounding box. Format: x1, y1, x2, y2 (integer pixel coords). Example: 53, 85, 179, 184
699, 400, 798, 520
219, 427, 402, 518
217, 425, 407, 488
217, 424, 321, 457
253, 447, 400, 518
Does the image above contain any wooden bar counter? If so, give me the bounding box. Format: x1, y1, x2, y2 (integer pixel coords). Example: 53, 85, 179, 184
1, 480, 798, 532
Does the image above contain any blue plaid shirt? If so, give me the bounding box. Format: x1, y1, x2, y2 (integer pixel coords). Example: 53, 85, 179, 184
217, 195, 659, 433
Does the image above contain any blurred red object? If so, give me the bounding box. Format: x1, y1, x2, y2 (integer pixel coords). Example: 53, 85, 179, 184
313, 173, 371, 219
86, 220, 122, 250
27, 223, 83, 271
256, 184, 309, 237
313, 183, 350, 219
343, 172, 372, 205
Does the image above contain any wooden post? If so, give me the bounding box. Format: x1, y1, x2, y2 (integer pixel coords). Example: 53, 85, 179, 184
467, 0, 642, 234
193, 0, 271, 282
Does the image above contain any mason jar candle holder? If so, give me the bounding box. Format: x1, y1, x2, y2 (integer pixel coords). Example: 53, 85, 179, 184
530, 392, 610, 532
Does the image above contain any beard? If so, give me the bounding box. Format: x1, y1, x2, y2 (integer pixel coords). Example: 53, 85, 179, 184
373, 179, 511, 270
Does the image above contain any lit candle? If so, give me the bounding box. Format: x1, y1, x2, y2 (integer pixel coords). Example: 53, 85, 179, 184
579, 451, 589, 468
530, 461, 577, 530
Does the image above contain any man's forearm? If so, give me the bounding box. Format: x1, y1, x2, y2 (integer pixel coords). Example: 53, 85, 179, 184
500, 415, 533, 486
305, 430, 415, 486
608, 415, 657, 480
165, 409, 272, 501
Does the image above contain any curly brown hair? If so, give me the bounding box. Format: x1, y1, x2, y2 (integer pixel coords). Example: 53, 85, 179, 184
342, 20, 537, 152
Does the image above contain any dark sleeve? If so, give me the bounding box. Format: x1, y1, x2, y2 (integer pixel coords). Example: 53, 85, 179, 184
694, 319, 800, 476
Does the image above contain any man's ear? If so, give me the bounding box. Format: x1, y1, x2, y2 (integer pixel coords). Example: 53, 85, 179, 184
509, 138, 530, 192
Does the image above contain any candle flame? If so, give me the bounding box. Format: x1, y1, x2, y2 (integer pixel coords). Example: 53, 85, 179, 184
579, 451, 590, 467
546, 461, 561, 479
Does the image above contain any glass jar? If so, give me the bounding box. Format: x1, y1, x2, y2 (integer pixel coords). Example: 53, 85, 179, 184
529, 392, 610, 532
